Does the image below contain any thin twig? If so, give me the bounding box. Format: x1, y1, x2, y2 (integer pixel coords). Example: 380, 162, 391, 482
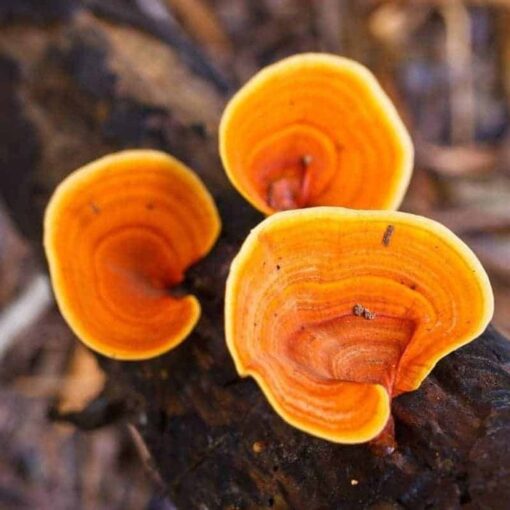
0, 273, 53, 359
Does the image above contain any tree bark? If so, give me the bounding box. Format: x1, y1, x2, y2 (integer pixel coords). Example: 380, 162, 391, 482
1, 2, 509, 509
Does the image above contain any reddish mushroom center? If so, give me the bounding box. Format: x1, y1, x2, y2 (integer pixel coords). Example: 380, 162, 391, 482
94, 227, 184, 318
247, 124, 339, 211
284, 314, 416, 393
266, 161, 311, 210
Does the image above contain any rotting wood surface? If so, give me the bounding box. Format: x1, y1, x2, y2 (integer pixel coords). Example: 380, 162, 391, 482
1, 2, 509, 509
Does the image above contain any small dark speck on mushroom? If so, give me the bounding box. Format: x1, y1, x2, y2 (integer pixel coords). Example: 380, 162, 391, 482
363, 309, 376, 320
382, 224, 394, 246
89, 202, 100, 214
146, 202, 155, 210
353, 304, 376, 320
353, 304, 364, 316
301, 154, 313, 167
276, 264, 281, 270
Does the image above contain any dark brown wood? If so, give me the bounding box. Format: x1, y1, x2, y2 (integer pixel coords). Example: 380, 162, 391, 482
1, 2, 509, 509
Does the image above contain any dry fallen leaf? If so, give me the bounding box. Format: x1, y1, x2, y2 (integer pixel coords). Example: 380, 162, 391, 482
57, 344, 106, 414
416, 141, 498, 177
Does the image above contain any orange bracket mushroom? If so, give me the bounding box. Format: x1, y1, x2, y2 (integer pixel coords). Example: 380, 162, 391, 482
225, 207, 493, 444
220, 53, 413, 215
44, 150, 220, 360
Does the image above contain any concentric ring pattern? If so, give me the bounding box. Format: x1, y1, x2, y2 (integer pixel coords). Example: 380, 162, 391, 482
225, 208, 493, 443
44, 150, 220, 360
220, 53, 414, 215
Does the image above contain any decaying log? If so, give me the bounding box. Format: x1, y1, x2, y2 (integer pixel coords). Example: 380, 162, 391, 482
1, 2, 509, 509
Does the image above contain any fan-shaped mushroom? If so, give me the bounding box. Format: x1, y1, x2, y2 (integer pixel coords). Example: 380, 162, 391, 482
44, 150, 220, 360
225, 208, 493, 443
220, 53, 413, 215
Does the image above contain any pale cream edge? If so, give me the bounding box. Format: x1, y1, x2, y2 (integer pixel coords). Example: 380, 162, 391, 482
219, 53, 414, 215
224, 207, 494, 440
44, 149, 220, 360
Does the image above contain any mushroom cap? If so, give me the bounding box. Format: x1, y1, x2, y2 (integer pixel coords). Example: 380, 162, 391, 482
225, 207, 493, 443
220, 53, 413, 215
44, 150, 220, 360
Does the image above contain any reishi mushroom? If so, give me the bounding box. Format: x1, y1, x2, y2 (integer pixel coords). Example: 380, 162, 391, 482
219, 53, 413, 215
225, 207, 493, 443
44, 150, 220, 360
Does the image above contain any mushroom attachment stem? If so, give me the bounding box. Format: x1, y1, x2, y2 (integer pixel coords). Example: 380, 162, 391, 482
370, 416, 396, 456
